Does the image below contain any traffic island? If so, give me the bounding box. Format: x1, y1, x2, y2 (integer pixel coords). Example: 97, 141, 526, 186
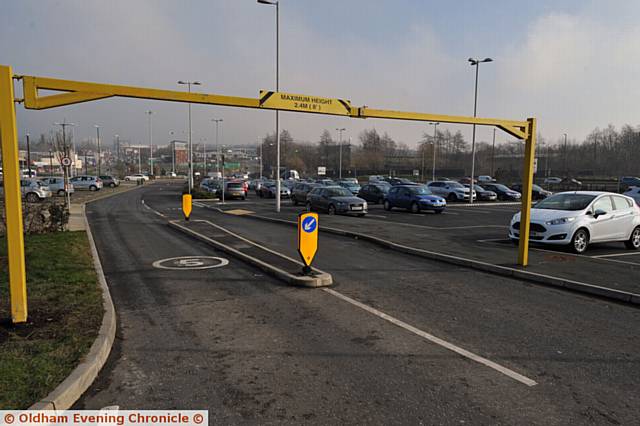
169, 219, 332, 288
0, 232, 103, 409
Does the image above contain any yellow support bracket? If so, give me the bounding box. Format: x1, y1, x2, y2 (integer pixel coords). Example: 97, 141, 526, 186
22, 75, 259, 110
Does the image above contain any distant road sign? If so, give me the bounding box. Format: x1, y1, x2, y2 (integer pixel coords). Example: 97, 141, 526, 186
413, 169, 420, 176
61, 157, 72, 167
298, 212, 319, 271
317, 166, 326, 176
260, 91, 352, 116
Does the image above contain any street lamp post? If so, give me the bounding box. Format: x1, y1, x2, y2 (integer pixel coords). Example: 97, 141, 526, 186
94, 125, 101, 176
468, 57, 493, 204
258, 142, 263, 179
212, 119, 223, 176
563, 133, 568, 174
336, 128, 346, 179
428, 122, 439, 182
54, 119, 75, 211
178, 80, 202, 193
258, 0, 281, 212
25, 133, 32, 178
146, 111, 153, 176
114, 134, 120, 163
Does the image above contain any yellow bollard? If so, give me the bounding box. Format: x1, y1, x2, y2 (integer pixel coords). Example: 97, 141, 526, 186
182, 193, 192, 221
0, 65, 28, 323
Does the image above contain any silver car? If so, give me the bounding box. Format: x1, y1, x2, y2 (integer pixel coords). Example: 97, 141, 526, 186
41, 177, 75, 196
427, 181, 476, 201
69, 175, 103, 191
0, 179, 52, 202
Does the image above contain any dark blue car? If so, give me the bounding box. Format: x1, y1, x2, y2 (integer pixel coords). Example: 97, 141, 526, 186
384, 185, 446, 213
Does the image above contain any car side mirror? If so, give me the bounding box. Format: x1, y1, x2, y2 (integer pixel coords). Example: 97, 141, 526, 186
594, 209, 607, 218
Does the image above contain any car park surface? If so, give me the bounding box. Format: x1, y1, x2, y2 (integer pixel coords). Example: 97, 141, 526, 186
95, 181, 640, 423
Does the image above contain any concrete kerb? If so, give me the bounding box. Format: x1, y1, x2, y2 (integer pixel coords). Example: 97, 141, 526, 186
203, 206, 640, 306
30, 198, 116, 410
168, 220, 332, 288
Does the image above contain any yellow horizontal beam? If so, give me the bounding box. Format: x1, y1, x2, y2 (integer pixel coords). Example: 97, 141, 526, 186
20, 72, 530, 140
359, 107, 529, 139
22, 75, 259, 110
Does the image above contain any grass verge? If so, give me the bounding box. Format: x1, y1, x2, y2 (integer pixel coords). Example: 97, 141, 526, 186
0, 231, 103, 409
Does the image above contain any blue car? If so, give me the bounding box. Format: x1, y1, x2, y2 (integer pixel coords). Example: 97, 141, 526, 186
384, 185, 446, 214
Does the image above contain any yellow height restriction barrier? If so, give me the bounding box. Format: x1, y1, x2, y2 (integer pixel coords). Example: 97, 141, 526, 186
0, 66, 536, 323
0, 65, 28, 323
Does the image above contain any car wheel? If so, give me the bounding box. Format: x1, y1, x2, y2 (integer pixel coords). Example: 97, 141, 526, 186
435, 209, 443, 214
110, 182, 116, 188
292, 197, 298, 206
357, 213, 365, 217
377, 197, 384, 204
89, 185, 97, 191
625, 226, 640, 250
570, 228, 589, 254
410, 202, 420, 214
26, 193, 39, 203
328, 204, 336, 215
383, 200, 391, 211
57, 189, 66, 196
306, 201, 312, 212
447, 193, 457, 202
125, 177, 130, 181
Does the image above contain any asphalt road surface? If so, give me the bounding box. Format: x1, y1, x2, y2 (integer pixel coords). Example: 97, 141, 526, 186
77, 181, 640, 425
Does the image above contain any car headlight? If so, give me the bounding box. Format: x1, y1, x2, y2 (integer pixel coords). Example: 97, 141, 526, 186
546, 217, 576, 225
363, 202, 368, 208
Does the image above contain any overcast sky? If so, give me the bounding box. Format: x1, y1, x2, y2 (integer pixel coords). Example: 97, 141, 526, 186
3, 0, 639, 149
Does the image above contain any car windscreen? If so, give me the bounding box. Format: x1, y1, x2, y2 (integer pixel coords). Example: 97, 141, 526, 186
326, 188, 353, 197
448, 182, 464, 189
227, 183, 243, 189
534, 193, 596, 211
532, 184, 543, 191
409, 186, 431, 195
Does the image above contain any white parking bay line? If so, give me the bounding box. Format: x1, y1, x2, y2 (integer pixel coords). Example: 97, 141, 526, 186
323, 288, 537, 387
591, 252, 640, 258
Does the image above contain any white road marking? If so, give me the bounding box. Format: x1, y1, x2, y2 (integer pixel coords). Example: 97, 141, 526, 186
323, 288, 537, 387
357, 217, 507, 231
476, 238, 510, 243
591, 251, 640, 258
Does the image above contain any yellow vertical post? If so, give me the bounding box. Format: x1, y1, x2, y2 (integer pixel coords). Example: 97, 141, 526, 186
0, 65, 28, 323
517, 118, 537, 266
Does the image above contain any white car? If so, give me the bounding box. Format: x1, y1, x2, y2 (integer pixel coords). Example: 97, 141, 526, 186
623, 187, 640, 206
509, 191, 640, 253
427, 181, 476, 201
478, 175, 494, 183
544, 177, 562, 184
124, 174, 149, 181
